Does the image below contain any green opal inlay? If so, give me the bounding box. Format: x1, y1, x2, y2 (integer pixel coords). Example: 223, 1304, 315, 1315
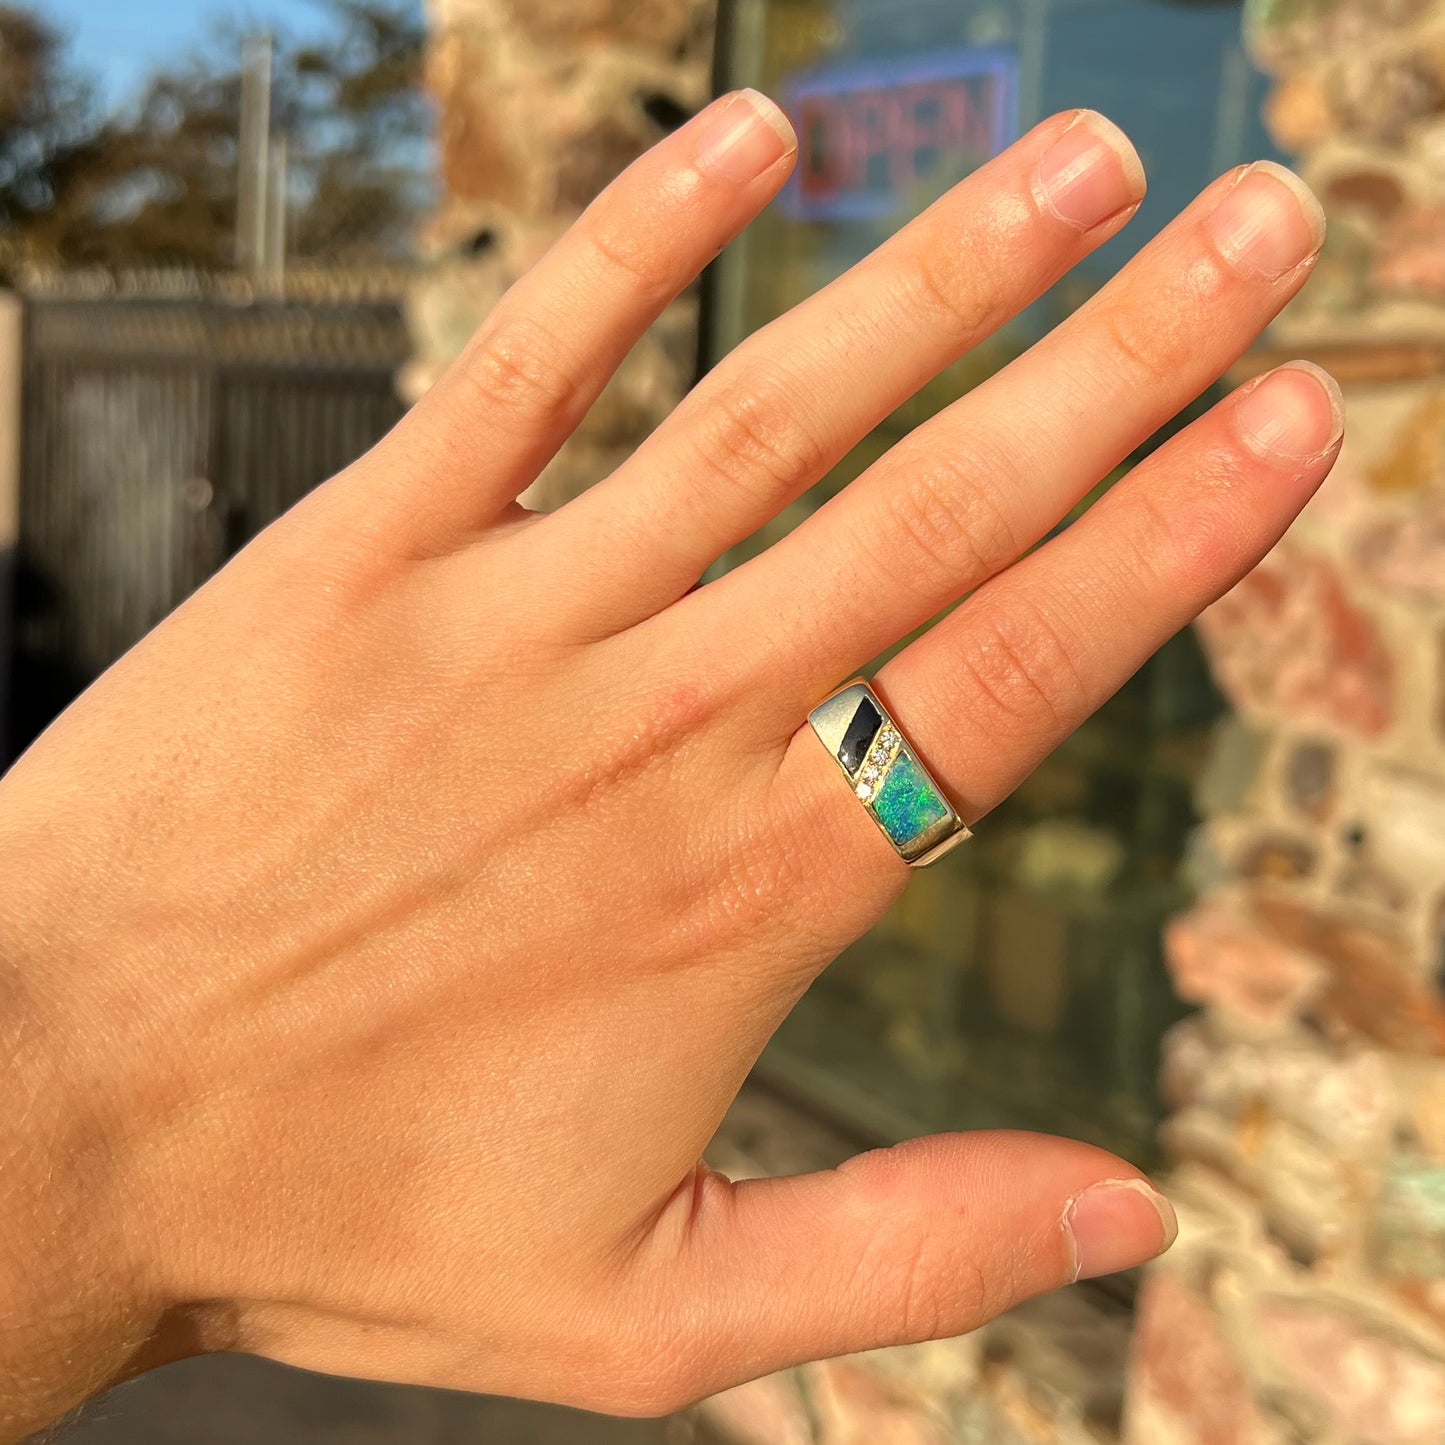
871, 748, 948, 846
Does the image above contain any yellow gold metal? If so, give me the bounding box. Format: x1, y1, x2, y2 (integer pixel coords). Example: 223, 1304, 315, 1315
807, 680, 972, 867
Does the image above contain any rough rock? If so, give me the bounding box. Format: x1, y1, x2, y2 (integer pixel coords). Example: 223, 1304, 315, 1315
1197, 549, 1395, 740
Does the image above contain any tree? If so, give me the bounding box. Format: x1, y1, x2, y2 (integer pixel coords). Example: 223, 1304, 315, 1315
0, 0, 430, 273
286, 1, 430, 260
0, 6, 110, 273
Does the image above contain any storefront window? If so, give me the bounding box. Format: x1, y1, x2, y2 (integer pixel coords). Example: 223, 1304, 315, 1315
709, 0, 1280, 1160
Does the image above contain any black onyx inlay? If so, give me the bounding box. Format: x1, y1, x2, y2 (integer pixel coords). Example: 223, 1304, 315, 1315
837, 697, 883, 775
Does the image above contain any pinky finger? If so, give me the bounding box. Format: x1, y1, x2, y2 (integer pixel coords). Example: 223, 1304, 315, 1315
870, 361, 1344, 822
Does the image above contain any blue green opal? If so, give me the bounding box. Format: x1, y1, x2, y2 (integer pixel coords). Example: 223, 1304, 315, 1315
871, 748, 949, 847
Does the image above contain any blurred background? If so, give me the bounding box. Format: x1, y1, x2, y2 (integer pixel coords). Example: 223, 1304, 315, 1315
5, 0, 1445, 1442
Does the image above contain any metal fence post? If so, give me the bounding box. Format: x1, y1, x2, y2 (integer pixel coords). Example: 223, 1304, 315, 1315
0, 291, 22, 764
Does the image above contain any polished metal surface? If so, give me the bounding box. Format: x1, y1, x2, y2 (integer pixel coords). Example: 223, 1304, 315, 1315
807, 680, 972, 867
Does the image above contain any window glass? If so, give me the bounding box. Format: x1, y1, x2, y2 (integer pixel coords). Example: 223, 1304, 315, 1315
710, 0, 1279, 1160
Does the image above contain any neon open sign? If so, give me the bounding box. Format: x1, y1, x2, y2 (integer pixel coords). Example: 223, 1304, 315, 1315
781, 47, 1020, 222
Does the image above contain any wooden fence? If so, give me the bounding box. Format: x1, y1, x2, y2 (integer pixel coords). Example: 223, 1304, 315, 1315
7, 289, 409, 760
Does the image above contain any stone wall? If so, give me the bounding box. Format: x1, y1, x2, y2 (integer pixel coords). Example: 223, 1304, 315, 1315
409, 0, 716, 509
1124, 3, 1445, 1441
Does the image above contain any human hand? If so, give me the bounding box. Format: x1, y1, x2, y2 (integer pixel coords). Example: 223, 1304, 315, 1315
0, 93, 1339, 1438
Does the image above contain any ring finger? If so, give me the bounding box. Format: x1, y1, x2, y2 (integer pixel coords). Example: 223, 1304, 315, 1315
776, 360, 1342, 906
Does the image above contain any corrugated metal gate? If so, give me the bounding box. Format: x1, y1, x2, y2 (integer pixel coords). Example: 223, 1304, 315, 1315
11, 291, 409, 756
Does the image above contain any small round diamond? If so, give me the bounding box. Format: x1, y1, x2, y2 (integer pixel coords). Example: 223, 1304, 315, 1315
863, 764, 881, 781
880, 729, 899, 749
856, 782, 874, 801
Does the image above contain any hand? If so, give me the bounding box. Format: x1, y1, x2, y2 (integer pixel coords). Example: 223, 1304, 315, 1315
0, 93, 1338, 1438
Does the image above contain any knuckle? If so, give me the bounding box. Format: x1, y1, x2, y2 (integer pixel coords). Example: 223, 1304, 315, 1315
905, 241, 999, 337
690, 376, 832, 499
1094, 301, 1185, 392
1202, 437, 1255, 508
559, 666, 730, 821
835, 1234, 890, 1319
880, 450, 1018, 582
1121, 486, 1189, 588
953, 595, 1088, 736
461, 314, 575, 427
583, 219, 672, 308
831, 1147, 955, 1342
1135, 448, 1247, 582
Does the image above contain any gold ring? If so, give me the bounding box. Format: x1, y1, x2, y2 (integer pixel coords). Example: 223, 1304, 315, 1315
808, 681, 971, 867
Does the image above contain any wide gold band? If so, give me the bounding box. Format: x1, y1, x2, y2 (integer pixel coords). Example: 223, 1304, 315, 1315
808, 682, 971, 867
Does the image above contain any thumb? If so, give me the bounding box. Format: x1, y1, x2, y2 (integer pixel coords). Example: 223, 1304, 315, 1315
665, 1130, 1176, 1395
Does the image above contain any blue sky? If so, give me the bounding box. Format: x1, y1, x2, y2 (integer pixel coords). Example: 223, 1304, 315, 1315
46, 0, 420, 109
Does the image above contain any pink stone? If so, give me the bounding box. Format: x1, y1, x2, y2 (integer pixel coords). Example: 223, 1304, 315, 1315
1357, 489, 1445, 603
1263, 73, 1337, 153
1252, 1296, 1445, 1444
1410, 1064, 1445, 1159
1123, 1272, 1266, 1445
1197, 548, 1394, 740
1164, 904, 1328, 1033
1257, 897, 1445, 1056
1160, 1019, 1396, 1161
1377, 205, 1445, 301
701, 1375, 814, 1445
509, 0, 696, 52
808, 1359, 948, 1445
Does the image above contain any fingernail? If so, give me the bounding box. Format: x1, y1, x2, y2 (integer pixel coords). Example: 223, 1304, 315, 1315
695, 89, 796, 184
1035, 111, 1146, 231
1064, 1178, 1178, 1283
1236, 361, 1345, 461
1210, 160, 1326, 280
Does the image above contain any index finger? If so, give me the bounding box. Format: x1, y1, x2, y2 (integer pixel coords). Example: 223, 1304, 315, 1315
358, 90, 798, 550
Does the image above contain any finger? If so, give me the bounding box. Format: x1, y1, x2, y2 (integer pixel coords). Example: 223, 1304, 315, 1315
355, 91, 798, 552
536, 110, 1146, 633
714, 161, 1326, 711
875, 361, 1342, 824
775, 361, 1340, 894
654, 1131, 1174, 1397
